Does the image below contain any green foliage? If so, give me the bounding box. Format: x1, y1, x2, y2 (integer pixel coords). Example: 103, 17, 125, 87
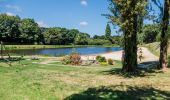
138, 24, 160, 44
108, 58, 114, 65
88, 39, 112, 45
43, 27, 90, 45
105, 23, 111, 39
0, 14, 21, 43
19, 18, 41, 44
0, 14, 92, 45
75, 33, 89, 45
107, 0, 148, 72
96, 56, 106, 62
62, 55, 72, 65
0, 14, 121, 46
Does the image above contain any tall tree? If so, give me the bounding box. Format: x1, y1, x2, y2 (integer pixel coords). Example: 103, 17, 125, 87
19, 18, 41, 44
105, 23, 111, 40
107, 0, 148, 72
159, 0, 170, 69
0, 14, 21, 43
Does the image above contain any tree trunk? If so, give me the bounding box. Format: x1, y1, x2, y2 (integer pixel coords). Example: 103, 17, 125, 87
122, 15, 138, 72
159, 0, 170, 69
122, 0, 138, 73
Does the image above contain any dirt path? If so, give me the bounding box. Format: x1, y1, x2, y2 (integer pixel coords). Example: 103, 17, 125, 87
39, 58, 62, 64
81, 47, 159, 63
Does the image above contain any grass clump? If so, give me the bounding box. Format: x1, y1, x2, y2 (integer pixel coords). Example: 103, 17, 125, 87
96, 56, 106, 62
108, 58, 114, 65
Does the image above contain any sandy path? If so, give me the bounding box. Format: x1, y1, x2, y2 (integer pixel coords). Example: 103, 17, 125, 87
81, 47, 159, 63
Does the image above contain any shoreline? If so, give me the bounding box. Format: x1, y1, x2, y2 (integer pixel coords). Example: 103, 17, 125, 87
3, 45, 119, 50
1, 47, 159, 63
81, 47, 159, 62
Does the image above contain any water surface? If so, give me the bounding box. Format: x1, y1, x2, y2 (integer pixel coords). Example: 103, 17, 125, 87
9, 46, 122, 56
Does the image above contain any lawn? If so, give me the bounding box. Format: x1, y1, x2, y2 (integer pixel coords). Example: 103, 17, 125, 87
0, 58, 170, 100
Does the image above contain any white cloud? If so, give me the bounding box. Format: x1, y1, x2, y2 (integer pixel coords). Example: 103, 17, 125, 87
6, 12, 15, 16
37, 21, 48, 27
6, 5, 21, 12
81, 0, 88, 6
80, 21, 88, 26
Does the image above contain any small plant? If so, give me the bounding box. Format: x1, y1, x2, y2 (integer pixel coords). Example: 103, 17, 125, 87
96, 56, 102, 61
108, 58, 114, 65
70, 53, 82, 65
62, 55, 71, 65
96, 56, 106, 62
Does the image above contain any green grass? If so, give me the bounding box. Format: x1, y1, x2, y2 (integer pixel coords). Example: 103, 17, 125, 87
0, 58, 170, 100
143, 42, 170, 56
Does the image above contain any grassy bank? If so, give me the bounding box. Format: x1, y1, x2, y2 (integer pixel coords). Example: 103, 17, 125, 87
0, 58, 170, 99
143, 42, 170, 56
3, 45, 119, 50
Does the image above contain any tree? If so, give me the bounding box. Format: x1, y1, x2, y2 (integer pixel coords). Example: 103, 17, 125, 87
43, 28, 62, 45
107, 0, 148, 72
138, 24, 160, 44
75, 33, 89, 45
105, 23, 111, 40
19, 18, 41, 44
159, 0, 170, 69
0, 14, 21, 43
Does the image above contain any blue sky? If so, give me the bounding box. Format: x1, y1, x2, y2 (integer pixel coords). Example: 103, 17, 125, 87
0, 0, 112, 36
0, 0, 163, 36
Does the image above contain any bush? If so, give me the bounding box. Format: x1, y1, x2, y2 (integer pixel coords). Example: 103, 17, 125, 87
96, 55, 102, 61
62, 53, 82, 65
108, 58, 114, 65
70, 53, 82, 65
96, 56, 106, 62
62, 55, 71, 65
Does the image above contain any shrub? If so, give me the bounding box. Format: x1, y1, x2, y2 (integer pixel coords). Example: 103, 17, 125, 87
62, 55, 71, 65
108, 58, 114, 65
96, 56, 106, 62
70, 53, 82, 65
96, 56, 102, 61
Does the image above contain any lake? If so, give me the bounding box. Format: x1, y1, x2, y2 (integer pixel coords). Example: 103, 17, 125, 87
8, 47, 122, 56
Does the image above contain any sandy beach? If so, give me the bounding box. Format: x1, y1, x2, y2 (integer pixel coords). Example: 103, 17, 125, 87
81, 47, 159, 62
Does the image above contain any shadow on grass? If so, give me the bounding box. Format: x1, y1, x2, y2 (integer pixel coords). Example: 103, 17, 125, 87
0, 57, 25, 66
102, 61, 163, 78
64, 85, 170, 100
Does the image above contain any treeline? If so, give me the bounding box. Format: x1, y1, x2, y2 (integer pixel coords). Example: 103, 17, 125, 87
0, 14, 42, 44
0, 14, 121, 45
